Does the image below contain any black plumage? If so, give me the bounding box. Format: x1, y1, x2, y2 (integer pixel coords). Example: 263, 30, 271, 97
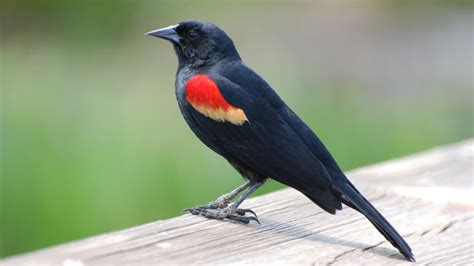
147, 20, 414, 261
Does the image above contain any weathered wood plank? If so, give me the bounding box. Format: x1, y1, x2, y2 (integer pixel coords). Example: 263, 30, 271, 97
2, 139, 473, 265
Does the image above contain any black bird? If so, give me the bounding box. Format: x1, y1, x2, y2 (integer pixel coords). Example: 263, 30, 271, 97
146, 20, 414, 261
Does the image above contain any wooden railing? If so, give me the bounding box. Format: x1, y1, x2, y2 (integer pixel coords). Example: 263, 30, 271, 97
2, 139, 473, 265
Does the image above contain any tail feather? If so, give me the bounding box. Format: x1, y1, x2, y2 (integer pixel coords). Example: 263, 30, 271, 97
334, 182, 415, 262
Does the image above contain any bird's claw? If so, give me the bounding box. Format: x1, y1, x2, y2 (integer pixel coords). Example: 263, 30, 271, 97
184, 207, 211, 216
183, 205, 210, 212
185, 206, 259, 224
228, 214, 260, 224
235, 208, 258, 217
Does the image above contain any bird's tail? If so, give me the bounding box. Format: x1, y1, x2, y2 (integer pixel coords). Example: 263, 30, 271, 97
333, 181, 415, 262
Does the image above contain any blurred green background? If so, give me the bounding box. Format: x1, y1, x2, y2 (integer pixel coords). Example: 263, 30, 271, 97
1, 0, 472, 258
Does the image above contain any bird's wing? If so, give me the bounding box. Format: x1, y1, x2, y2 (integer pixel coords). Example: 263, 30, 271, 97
184, 62, 342, 212
219, 62, 346, 176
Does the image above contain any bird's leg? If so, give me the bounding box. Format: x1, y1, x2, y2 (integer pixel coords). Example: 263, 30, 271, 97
185, 180, 251, 212
184, 181, 251, 216
187, 182, 263, 224
205, 180, 251, 209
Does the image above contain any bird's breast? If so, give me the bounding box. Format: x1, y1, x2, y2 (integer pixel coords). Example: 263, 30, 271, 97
184, 74, 248, 126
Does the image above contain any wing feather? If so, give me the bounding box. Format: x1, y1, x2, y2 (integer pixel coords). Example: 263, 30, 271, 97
185, 62, 343, 212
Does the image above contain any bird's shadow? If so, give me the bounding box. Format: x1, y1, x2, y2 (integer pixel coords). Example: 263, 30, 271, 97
245, 217, 407, 262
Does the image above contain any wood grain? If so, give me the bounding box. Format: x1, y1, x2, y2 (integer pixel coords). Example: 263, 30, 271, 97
2, 139, 473, 265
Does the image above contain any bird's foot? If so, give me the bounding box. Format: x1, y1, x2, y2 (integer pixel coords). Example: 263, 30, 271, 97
185, 204, 259, 224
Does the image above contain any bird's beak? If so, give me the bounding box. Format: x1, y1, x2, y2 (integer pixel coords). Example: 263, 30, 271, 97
146, 24, 181, 44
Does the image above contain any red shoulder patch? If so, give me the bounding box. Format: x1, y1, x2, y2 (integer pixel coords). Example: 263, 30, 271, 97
185, 74, 248, 125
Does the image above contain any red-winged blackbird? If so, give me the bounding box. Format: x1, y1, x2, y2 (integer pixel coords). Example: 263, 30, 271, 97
147, 20, 414, 261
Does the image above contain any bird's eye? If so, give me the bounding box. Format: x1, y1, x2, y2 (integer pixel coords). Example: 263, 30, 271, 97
187, 30, 198, 39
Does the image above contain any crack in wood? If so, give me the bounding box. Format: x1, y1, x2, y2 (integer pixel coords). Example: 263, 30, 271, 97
362, 241, 385, 252
438, 216, 473, 235
327, 248, 357, 265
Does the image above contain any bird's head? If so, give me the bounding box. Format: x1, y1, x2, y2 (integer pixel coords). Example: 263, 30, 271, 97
147, 20, 241, 67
